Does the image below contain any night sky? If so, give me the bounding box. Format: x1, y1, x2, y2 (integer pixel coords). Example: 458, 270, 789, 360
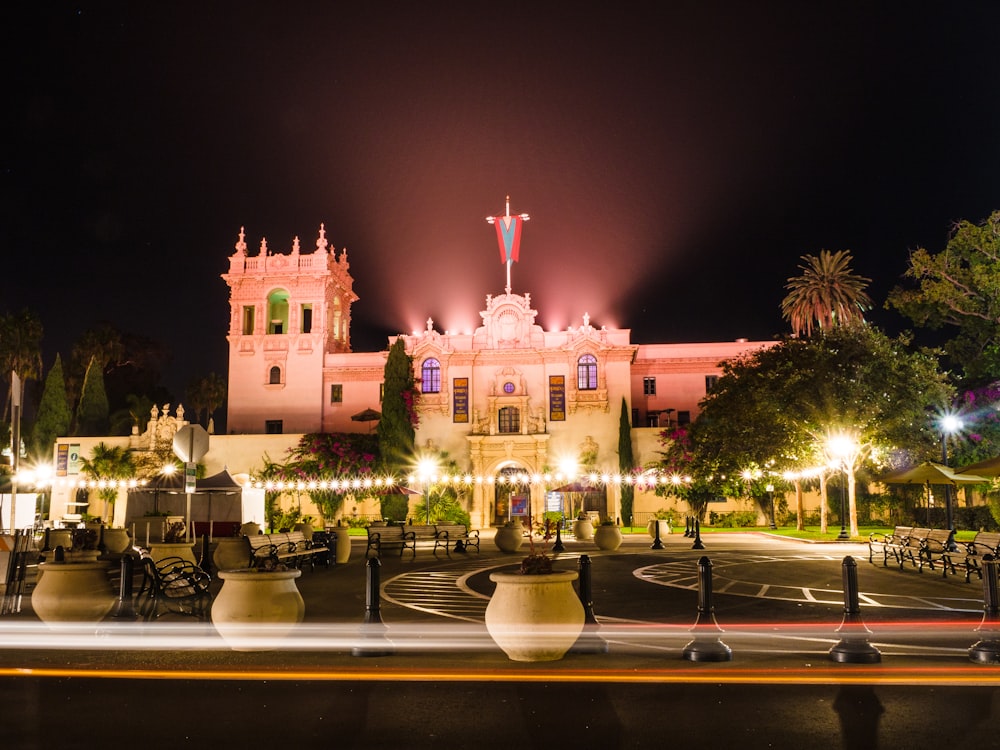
4, 3, 1000, 401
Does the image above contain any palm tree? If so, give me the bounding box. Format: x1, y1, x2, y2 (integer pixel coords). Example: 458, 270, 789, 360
781, 250, 872, 337
0, 308, 44, 414
79, 442, 135, 524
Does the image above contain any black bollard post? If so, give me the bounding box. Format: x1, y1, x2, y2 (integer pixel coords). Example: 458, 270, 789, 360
650, 518, 664, 550
683, 556, 732, 661
54, 545, 65, 562
691, 519, 705, 550
684, 517, 692, 538
570, 554, 609, 654
829, 556, 881, 663
552, 523, 565, 553
969, 554, 1000, 663
352, 557, 394, 657
112, 554, 138, 620
201, 533, 212, 574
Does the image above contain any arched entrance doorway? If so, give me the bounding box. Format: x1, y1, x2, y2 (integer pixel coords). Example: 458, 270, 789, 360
492, 465, 530, 526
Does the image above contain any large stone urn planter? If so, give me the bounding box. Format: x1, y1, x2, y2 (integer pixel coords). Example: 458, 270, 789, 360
212, 569, 305, 651
647, 520, 672, 539
572, 518, 594, 541
102, 527, 131, 555
213, 537, 251, 571
32, 561, 116, 624
148, 541, 198, 566
332, 526, 352, 564
293, 522, 314, 541
485, 570, 585, 662
594, 525, 623, 551
493, 523, 525, 554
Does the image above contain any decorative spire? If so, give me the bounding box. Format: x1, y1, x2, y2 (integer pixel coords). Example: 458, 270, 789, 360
317, 223, 329, 252
292, 236, 300, 254
234, 226, 247, 255
260, 237, 268, 255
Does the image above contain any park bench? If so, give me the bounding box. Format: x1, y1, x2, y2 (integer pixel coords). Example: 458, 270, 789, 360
868, 526, 911, 567
244, 531, 330, 571
434, 524, 480, 556
918, 528, 956, 576
365, 524, 416, 558
889, 527, 931, 570
946, 531, 1000, 583
137, 554, 212, 621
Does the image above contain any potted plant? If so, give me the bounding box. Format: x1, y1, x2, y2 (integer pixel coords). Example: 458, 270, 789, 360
211, 556, 305, 651
485, 518, 585, 662
594, 517, 623, 551
647, 509, 673, 539
493, 519, 525, 553
572, 512, 595, 541
148, 521, 197, 565
32, 527, 116, 624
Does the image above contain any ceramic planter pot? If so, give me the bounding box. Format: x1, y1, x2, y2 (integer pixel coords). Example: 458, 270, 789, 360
148, 541, 198, 566
572, 519, 595, 541
102, 527, 131, 555
333, 526, 352, 564
493, 523, 525, 553
32, 561, 116, 624
213, 537, 251, 571
212, 569, 305, 651
485, 570, 585, 662
594, 525, 623, 551
647, 520, 671, 539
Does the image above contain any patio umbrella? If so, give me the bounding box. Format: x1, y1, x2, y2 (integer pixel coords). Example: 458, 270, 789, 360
957, 454, 1000, 478
351, 408, 381, 432
881, 461, 986, 511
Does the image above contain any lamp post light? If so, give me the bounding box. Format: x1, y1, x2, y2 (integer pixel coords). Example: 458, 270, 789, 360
766, 484, 776, 530
828, 435, 857, 542
940, 414, 962, 537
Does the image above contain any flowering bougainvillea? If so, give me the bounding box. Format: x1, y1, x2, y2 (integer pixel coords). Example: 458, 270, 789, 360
277, 432, 380, 521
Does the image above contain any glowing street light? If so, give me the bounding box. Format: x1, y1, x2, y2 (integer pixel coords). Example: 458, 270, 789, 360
827, 434, 858, 541
417, 457, 438, 525
940, 414, 963, 538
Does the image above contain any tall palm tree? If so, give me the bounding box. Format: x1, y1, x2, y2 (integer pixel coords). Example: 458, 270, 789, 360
781, 250, 872, 337
79, 442, 135, 524
0, 309, 44, 415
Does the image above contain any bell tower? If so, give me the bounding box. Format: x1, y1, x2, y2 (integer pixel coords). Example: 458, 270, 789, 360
222, 224, 358, 433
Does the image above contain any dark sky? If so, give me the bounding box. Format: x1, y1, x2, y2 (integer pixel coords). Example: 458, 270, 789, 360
4, 2, 1000, 399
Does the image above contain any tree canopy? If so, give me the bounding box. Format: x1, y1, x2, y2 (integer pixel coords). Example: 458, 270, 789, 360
377, 338, 417, 476
781, 250, 872, 338
30, 353, 71, 459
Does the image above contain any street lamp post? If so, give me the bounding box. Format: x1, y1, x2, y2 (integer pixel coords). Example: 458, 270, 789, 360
766, 484, 776, 530
827, 434, 857, 542
837, 474, 849, 541
417, 457, 437, 526
940, 415, 962, 537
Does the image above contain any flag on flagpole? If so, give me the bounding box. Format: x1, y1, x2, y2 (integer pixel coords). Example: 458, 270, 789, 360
494, 215, 525, 265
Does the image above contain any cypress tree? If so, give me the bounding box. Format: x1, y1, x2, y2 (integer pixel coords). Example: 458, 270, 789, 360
75, 355, 109, 436
377, 338, 416, 476
31, 353, 72, 458
618, 397, 635, 526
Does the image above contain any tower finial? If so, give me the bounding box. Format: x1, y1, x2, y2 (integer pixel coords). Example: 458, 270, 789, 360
234, 226, 247, 255
317, 223, 328, 252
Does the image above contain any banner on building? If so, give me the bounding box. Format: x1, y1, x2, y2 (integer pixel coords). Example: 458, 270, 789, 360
511, 494, 528, 516
56, 444, 69, 476
453, 377, 469, 423
549, 375, 566, 421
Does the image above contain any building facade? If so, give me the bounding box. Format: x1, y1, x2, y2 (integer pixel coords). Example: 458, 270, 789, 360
221, 224, 775, 528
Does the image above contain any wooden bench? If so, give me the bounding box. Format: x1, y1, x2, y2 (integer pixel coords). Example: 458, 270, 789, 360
365, 524, 416, 558
946, 531, 1000, 583
890, 527, 931, 570
868, 526, 911, 567
434, 524, 480, 556
245, 531, 330, 570
918, 528, 956, 575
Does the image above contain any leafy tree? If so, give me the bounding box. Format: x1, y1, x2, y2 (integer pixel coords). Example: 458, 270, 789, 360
888, 210, 1000, 382
618, 397, 635, 525
79, 442, 135, 524
781, 250, 872, 337
186, 373, 227, 429
30, 354, 72, 459
279, 432, 379, 524
412, 452, 471, 525
655, 326, 952, 536
109, 393, 156, 436
377, 338, 417, 478
75, 356, 110, 436
0, 309, 44, 444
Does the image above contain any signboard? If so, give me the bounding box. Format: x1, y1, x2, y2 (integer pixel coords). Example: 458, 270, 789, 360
173, 424, 210, 463
511, 494, 528, 516
549, 375, 566, 421
453, 377, 469, 423
184, 462, 197, 494
56, 444, 69, 476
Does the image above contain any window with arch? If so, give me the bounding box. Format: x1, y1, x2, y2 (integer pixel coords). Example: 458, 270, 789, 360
421, 358, 441, 393
577, 354, 598, 390
267, 289, 290, 334
269, 366, 282, 385
498, 406, 520, 434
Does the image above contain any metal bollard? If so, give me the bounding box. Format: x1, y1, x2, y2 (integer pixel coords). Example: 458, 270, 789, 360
352, 557, 394, 657
683, 555, 732, 661
201, 533, 212, 575
650, 518, 664, 550
969, 554, 1000, 664
552, 523, 565, 553
684, 517, 693, 538
112, 554, 138, 620
570, 554, 609, 653
829, 556, 881, 663
691, 519, 705, 550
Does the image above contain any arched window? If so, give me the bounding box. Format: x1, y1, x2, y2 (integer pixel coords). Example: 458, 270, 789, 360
577, 354, 598, 390
498, 406, 520, 434
421, 358, 441, 393
267, 289, 290, 334
269, 366, 282, 385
